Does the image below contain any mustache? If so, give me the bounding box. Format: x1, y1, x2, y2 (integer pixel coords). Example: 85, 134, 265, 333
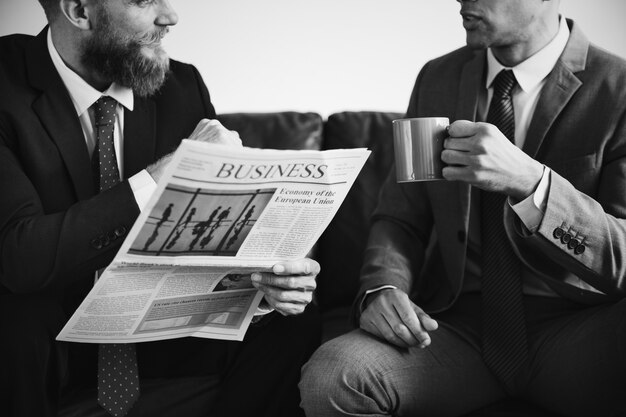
136, 27, 169, 46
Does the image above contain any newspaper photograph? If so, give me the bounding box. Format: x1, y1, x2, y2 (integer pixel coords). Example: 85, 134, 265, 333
57, 140, 370, 343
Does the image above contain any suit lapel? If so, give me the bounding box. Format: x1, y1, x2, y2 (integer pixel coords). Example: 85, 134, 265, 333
430, 51, 485, 292
123, 96, 156, 179
27, 29, 96, 200
455, 50, 484, 122
453, 51, 484, 235
523, 20, 588, 158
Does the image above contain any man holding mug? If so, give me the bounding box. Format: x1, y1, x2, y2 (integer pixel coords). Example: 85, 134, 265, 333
301, 0, 626, 415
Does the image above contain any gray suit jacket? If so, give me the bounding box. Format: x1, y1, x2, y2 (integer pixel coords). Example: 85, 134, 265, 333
356, 19, 626, 318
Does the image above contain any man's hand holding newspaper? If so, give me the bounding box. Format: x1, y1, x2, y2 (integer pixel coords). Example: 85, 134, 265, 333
252, 259, 320, 316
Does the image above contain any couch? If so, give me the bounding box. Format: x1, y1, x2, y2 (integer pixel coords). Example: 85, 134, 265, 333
59, 111, 559, 417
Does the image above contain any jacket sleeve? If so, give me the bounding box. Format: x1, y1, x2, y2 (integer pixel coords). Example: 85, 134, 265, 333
505, 95, 626, 299
0, 131, 140, 294
351, 64, 435, 322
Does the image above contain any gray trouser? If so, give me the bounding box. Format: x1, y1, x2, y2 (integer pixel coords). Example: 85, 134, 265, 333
300, 294, 626, 417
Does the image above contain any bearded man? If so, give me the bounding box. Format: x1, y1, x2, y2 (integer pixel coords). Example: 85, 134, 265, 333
0, 1, 321, 416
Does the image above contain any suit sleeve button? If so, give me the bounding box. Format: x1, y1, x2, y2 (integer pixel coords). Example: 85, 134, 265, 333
568, 238, 580, 250
553, 227, 564, 239
574, 245, 586, 255
91, 238, 103, 250
561, 233, 572, 244
115, 226, 127, 237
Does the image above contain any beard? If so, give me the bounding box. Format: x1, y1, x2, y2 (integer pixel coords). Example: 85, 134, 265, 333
81, 8, 170, 97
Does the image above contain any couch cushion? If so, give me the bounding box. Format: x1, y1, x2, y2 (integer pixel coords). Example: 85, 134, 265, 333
218, 112, 323, 150
316, 111, 403, 311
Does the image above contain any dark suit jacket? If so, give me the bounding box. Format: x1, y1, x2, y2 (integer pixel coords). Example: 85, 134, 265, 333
357, 19, 626, 318
0, 29, 216, 305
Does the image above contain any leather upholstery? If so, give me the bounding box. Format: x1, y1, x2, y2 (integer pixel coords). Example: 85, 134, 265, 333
316, 111, 402, 311
218, 111, 323, 150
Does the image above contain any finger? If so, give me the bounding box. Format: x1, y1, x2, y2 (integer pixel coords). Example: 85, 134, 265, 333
189, 119, 241, 146
413, 307, 439, 347
391, 303, 432, 347
253, 282, 313, 305
270, 301, 307, 316
251, 273, 317, 291
447, 119, 480, 138
232, 131, 243, 147
388, 307, 423, 346
416, 311, 439, 332
360, 312, 410, 348
443, 137, 472, 151
381, 312, 413, 348
187, 118, 210, 137
259, 289, 311, 316
394, 297, 430, 347
272, 259, 320, 276
441, 149, 472, 166
442, 165, 474, 182
361, 291, 420, 347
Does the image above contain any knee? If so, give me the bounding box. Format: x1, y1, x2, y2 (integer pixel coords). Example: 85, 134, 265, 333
299, 330, 391, 416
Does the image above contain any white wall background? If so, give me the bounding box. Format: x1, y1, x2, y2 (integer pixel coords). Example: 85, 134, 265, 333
2, 0, 625, 117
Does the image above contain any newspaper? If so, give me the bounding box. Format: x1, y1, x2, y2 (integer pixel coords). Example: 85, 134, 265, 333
57, 140, 370, 343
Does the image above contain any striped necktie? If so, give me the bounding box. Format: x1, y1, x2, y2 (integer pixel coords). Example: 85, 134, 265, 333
480, 70, 529, 390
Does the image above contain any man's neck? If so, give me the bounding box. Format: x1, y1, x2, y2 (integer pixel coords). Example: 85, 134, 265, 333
492, 17, 560, 67
50, 26, 111, 92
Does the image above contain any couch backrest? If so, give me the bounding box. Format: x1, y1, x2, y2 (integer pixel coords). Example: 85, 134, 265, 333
218, 112, 323, 150
316, 111, 402, 312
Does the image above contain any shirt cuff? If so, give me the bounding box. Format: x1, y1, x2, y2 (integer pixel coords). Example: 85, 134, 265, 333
360, 285, 397, 314
128, 169, 157, 211
509, 166, 551, 233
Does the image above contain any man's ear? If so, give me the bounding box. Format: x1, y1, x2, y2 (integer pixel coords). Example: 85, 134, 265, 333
59, 0, 93, 30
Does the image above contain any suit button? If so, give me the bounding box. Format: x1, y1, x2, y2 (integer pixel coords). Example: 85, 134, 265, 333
574, 245, 586, 255
102, 235, 111, 247
553, 227, 564, 239
457, 230, 466, 243
561, 233, 572, 244
115, 226, 127, 237
91, 238, 103, 250
108, 231, 118, 241
568, 238, 579, 250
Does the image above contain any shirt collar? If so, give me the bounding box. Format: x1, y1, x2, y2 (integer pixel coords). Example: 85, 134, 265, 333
486, 16, 570, 93
47, 28, 134, 117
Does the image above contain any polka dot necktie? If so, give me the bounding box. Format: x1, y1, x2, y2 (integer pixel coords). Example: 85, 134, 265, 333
92, 96, 140, 416
480, 70, 529, 390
